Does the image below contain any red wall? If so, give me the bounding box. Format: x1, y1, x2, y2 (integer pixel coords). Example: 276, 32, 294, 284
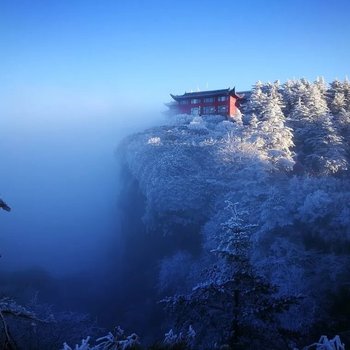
175, 97, 231, 116
229, 96, 238, 117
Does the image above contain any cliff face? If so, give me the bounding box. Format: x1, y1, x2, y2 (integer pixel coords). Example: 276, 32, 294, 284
115, 115, 236, 341
118, 115, 233, 233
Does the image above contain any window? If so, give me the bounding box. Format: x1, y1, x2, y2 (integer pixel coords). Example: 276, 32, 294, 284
191, 107, 200, 115
180, 100, 189, 105
218, 96, 228, 102
218, 105, 228, 113
191, 98, 201, 104
203, 106, 216, 114
204, 97, 214, 103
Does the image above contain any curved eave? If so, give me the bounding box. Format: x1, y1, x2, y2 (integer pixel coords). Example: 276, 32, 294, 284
229, 93, 244, 99
228, 87, 243, 99
170, 93, 181, 102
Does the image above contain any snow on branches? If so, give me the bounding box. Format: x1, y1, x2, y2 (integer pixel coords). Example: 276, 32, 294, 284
62, 326, 140, 350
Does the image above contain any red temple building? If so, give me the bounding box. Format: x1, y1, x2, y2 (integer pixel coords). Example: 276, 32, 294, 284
166, 87, 245, 119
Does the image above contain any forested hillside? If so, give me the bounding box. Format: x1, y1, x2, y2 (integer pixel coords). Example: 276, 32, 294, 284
116, 78, 350, 349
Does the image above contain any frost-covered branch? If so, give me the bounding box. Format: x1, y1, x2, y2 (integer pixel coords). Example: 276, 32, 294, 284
62, 326, 140, 350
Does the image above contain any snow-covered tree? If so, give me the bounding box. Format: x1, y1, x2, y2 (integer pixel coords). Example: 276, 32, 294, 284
264, 80, 284, 109
328, 78, 350, 114
327, 79, 350, 154
305, 82, 329, 117
314, 76, 328, 101
328, 79, 347, 115
288, 82, 348, 174
246, 81, 267, 116
250, 174, 350, 342
241, 80, 296, 171
163, 203, 297, 349
253, 93, 295, 171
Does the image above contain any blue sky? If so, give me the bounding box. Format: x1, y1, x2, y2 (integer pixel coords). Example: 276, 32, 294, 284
0, 0, 349, 274
1, 0, 350, 117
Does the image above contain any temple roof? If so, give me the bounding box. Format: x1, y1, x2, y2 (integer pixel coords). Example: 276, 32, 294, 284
170, 87, 244, 101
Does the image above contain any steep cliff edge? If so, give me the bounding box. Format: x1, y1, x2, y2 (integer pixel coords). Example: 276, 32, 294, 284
114, 115, 234, 341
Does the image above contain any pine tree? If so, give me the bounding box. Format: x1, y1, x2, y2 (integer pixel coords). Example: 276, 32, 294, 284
248, 88, 295, 171
328, 79, 350, 156
289, 82, 348, 175
305, 83, 329, 118
163, 203, 297, 349
246, 81, 267, 116
328, 79, 346, 115
342, 78, 350, 112
314, 76, 328, 101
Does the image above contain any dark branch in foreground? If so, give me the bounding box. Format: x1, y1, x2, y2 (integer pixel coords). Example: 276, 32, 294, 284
0, 199, 11, 212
